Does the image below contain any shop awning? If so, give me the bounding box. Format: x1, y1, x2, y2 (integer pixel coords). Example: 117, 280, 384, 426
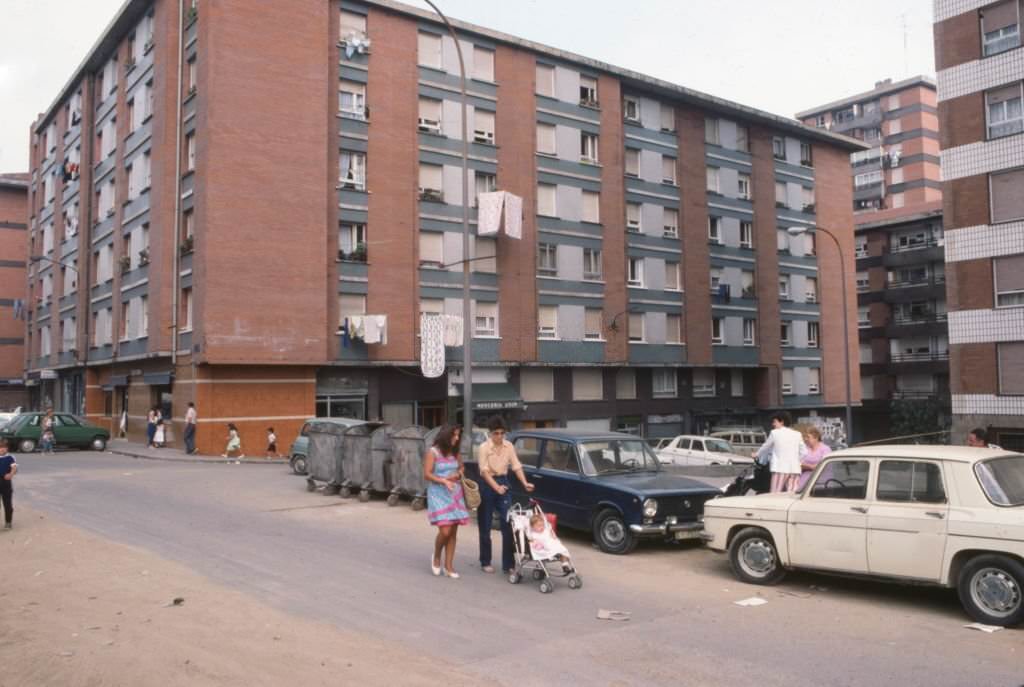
143, 372, 173, 385
455, 383, 524, 411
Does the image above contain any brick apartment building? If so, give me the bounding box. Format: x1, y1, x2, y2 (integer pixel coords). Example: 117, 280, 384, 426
798, 77, 949, 442
0, 174, 29, 410
24, 0, 863, 454
933, 0, 1024, 450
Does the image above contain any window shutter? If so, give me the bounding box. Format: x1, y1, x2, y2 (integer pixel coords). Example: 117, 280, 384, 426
572, 368, 603, 400
995, 254, 1024, 292
520, 369, 554, 402
982, 0, 1020, 31
991, 169, 1024, 222
998, 342, 1024, 394
585, 308, 603, 338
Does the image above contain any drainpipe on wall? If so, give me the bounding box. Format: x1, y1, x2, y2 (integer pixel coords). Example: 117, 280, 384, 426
170, 0, 186, 371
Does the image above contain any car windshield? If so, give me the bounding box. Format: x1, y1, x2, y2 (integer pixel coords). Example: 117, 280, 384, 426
705, 439, 733, 453
975, 455, 1024, 507
578, 439, 660, 475
4, 415, 31, 431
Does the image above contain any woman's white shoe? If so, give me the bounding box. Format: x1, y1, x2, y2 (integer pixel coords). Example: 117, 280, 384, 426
444, 569, 460, 579
431, 556, 442, 576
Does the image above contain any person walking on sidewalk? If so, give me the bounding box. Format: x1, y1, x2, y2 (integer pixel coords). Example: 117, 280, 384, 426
183, 402, 198, 455
222, 423, 244, 459
477, 416, 534, 574
0, 443, 18, 529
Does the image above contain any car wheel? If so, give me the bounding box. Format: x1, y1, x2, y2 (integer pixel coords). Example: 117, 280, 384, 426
291, 455, 307, 476
91, 436, 107, 451
958, 554, 1024, 627
18, 439, 36, 453
593, 509, 638, 555
728, 527, 786, 585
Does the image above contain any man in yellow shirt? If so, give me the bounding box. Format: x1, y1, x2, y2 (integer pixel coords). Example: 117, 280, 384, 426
477, 416, 534, 573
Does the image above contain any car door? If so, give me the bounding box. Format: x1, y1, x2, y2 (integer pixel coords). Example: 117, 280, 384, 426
56, 414, 88, 447
663, 438, 688, 465
690, 439, 710, 466
534, 439, 588, 529
866, 460, 949, 581
787, 459, 872, 573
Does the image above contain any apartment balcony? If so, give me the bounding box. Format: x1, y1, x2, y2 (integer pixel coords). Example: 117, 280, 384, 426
886, 314, 949, 338
890, 351, 949, 363
887, 351, 951, 376
832, 108, 883, 135
883, 244, 945, 269
854, 182, 885, 201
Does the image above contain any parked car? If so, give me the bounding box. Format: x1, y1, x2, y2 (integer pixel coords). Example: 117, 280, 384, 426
646, 438, 672, 451
0, 407, 21, 430
657, 435, 755, 467
289, 417, 366, 474
0, 412, 110, 452
709, 428, 767, 456
466, 429, 721, 555
702, 446, 1024, 626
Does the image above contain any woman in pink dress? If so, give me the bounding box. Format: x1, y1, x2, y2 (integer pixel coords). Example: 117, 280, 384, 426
798, 426, 832, 491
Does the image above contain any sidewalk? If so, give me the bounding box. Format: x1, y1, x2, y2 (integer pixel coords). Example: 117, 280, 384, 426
106, 439, 289, 465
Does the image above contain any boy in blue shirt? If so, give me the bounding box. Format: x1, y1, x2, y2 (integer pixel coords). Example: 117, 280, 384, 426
0, 443, 17, 529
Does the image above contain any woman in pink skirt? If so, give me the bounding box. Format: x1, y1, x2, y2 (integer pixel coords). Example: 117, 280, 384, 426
423, 425, 470, 579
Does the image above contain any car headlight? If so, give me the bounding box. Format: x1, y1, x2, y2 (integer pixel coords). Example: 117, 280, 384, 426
643, 498, 658, 518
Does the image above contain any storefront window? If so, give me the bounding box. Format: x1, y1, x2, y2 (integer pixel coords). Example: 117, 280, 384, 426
315, 395, 365, 420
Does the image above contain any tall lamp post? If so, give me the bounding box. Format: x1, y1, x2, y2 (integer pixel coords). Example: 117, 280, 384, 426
422, 1, 474, 441
787, 226, 854, 445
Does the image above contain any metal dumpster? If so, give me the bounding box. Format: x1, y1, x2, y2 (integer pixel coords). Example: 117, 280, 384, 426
364, 425, 395, 502
389, 426, 430, 509
424, 425, 488, 463
303, 420, 347, 495
339, 423, 384, 501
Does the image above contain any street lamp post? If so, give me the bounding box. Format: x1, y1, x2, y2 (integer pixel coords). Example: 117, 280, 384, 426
422, 1, 474, 441
787, 225, 854, 445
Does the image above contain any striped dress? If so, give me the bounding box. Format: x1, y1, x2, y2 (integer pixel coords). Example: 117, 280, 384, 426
426, 447, 470, 526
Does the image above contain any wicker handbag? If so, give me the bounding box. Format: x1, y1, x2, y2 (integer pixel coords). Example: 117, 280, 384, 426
461, 476, 481, 510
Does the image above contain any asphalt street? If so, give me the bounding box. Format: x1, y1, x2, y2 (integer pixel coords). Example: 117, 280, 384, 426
11, 450, 1023, 687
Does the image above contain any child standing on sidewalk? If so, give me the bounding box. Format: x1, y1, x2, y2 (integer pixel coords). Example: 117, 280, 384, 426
265, 427, 279, 459
0, 443, 18, 529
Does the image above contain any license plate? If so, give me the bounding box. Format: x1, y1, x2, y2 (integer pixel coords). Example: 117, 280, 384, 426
674, 530, 702, 540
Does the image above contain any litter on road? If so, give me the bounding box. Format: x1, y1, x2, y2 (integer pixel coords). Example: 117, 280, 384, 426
963, 623, 1003, 633
734, 597, 768, 607
596, 609, 631, 621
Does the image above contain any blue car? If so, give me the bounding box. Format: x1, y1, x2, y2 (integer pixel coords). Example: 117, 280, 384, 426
468, 429, 722, 554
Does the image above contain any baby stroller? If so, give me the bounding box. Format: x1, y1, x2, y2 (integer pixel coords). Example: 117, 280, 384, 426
722, 459, 771, 497
506, 501, 583, 593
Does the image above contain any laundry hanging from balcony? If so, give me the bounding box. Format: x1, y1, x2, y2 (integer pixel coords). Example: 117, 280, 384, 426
339, 315, 388, 346
420, 314, 445, 378
477, 191, 523, 239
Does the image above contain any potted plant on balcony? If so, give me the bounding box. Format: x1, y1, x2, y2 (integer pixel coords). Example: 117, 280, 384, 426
180, 235, 194, 254
119, 255, 132, 273
138, 248, 150, 267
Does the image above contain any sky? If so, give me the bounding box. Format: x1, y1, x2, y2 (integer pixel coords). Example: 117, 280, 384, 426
0, 0, 936, 174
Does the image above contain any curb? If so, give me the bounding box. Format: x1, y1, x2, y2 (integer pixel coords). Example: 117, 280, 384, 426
106, 447, 289, 466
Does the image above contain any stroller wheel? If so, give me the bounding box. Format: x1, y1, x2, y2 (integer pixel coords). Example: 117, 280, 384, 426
339, 486, 352, 499
411, 498, 425, 511
358, 490, 371, 503
386, 493, 400, 507
568, 574, 583, 590
507, 571, 522, 585
538, 580, 553, 594
532, 569, 545, 581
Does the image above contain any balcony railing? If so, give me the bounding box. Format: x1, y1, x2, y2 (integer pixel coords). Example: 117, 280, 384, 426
890, 351, 950, 362
892, 312, 948, 325
890, 238, 941, 253
886, 276, 946, 289
891, 390, 941, 400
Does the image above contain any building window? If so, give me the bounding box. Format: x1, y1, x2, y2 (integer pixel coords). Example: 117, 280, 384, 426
995, 254, 1024, 306
583, 248, 602, 280
536, 122, 556, 155
474, 302, 498, 337
780, 321, 792, 346
663, 207, 678, 238
474, 172, 497, 205
537, 243, 557, 276
340, 9, 366, 38
735, 125, 749, 153
779, 276, 791, 299
625, 148, 640, 177
536, 63, 555, 97
580, 132, 599, 164
664, 261, 680, 291
571, 368, 603, 401
711, 318, 723, 345
740, 221, 753, 249
473, 109, 496, 145
772, 136, 786, 160
417, 97, 442, 134
693, 369, 715, 397
998, 343, 1024, 394
628, 312, 644, 342
706, 166, 720, 193
338, 223, 367, 260
800, 141, 813, 167
782, 369, 795, 396
808, 321, 820, 348
854, 170, 883, 187
187, 57, 197, 94
737, 173, 751, 200
335, 151, 366, 191
338, 294, 366, 327
743, 318, 756, 345
660, 105, 675, 132
666, 314, 681, 344
801, 186, 815, 212
661, 156, 677, 185
704, 117, 720, 145
652, 368, 677, 397
537, 183, 557, 216
579, 75, 598, 107
616, 368, 636, 398
339, 81, 366, 119
418, 162, 443, 201
709, 268, 722, 293
806, 277, 818, 302
858, 305, 870, 328
775, 181, 788, 207
182, 131, 195, 172
538, 305, 558, 339
981, 1, 1021, 56
627, 257, 644, 287
473, 236, 496, 273
417, 32, 442, 69
626, 202, 641, 232
419, 232, 443, 265
585, 307, 603, 340
180, 287, 193, 331
991, 168, 1024, 223
741, 270, 755, 298
472, 47, 494, 82
808, 368, 821, 394
707, 216, 721, 244
623, 96, 640, 122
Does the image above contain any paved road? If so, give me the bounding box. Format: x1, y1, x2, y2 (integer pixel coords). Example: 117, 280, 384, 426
13, 451, 1022, 686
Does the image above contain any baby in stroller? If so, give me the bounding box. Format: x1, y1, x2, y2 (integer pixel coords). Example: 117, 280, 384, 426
507, 502, 582, 593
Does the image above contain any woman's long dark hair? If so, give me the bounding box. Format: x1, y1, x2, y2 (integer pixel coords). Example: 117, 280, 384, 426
432, 424, 462, 456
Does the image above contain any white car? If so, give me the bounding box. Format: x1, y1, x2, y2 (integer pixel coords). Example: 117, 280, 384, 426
702, 446, 1024, 626
657, 435, 755, 467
